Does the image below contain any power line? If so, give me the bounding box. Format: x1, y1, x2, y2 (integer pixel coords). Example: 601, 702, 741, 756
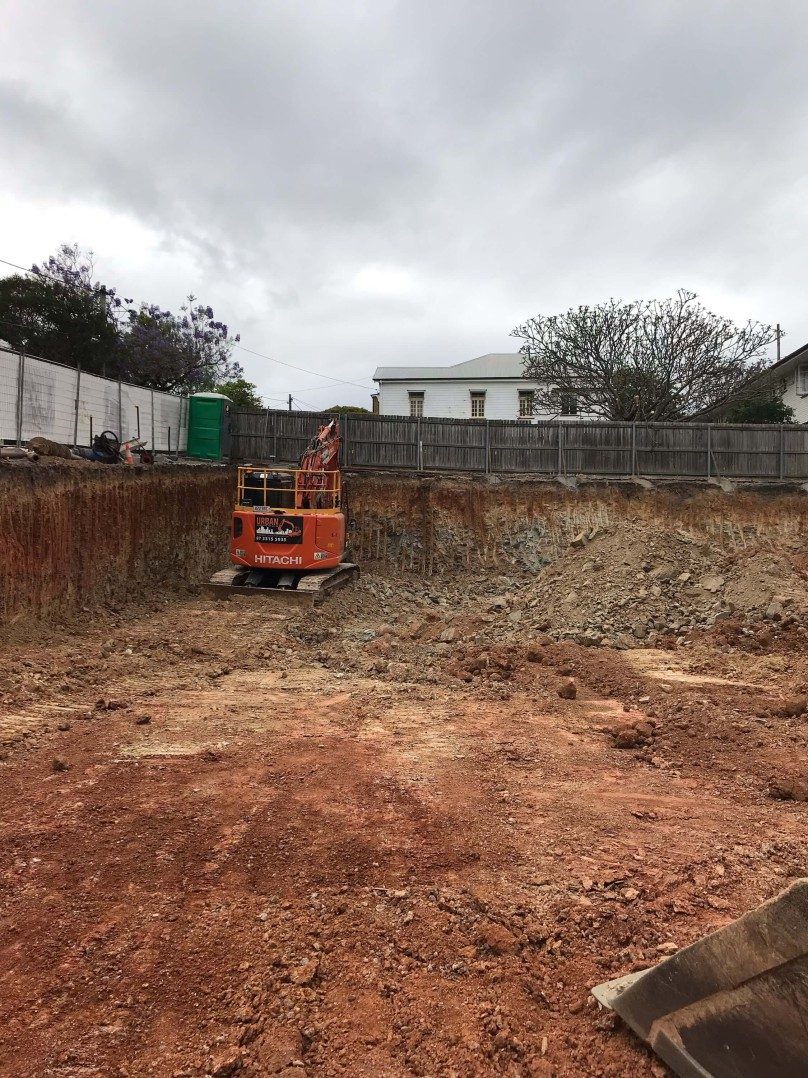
233, 341, 374, 392
2, 252, 376, 394
0, 257, 40, 277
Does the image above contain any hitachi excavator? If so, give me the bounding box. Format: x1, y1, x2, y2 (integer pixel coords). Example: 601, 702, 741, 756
206, 418, 358, 605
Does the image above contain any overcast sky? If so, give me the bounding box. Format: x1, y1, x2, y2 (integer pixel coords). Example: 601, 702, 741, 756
1, 1, 806, 408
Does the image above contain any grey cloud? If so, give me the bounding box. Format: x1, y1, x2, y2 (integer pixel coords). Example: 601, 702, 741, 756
1, 0, 806, 404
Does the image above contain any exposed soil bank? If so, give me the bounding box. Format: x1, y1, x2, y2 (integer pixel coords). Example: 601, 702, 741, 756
345, 473, 808, 575
3, 464, 806, 642
0, 460, 233, 633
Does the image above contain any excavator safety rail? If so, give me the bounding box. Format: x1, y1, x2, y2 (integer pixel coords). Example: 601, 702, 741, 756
236, 465, 341, 513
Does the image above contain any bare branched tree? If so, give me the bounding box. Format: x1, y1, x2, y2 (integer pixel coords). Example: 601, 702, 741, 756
512, 290, 779, 420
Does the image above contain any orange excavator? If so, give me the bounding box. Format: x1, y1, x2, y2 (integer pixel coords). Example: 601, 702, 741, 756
206, 419, 358, 604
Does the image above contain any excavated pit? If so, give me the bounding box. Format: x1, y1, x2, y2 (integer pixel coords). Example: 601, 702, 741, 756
0, 465, 806, 1077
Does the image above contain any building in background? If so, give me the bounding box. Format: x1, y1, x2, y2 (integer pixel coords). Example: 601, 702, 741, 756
700, 342, 808, 424
372, 353, 580, 421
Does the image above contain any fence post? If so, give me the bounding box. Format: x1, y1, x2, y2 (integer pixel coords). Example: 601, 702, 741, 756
73, 363, 81, 446
150, 390, 156, 451
417, 415, 423, 471
484, 419, 490, 474
343, 410, 350, 467
706, 425, 711, 479
261, 407, 270, 461
117, 378, 123, 438
557, 423, 563, 474
15, 350, 25, 446
630, 422, 636, 477
779, 424, 785, 480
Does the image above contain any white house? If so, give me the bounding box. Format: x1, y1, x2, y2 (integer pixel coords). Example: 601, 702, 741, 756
700, 341, 808, 424
746, 342, 808, 423
372, 353, 581, 421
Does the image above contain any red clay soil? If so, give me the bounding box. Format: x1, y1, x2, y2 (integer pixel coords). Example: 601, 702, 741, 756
0, 574, 806, 1077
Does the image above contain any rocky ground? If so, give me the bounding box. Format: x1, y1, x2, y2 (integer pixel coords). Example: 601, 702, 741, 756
0, 545, 807, 1077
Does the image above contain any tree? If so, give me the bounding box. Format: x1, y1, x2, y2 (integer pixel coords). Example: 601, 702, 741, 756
512, 290, 779, 421
117, 296, 242, 392
723, 394, 796, 425
0, 244, 245, 394
214, 377, 263, 409
0, 243, 122, 374
325, 404, 370, 414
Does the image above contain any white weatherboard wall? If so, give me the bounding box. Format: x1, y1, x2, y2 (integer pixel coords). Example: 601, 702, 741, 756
377, 380, 594, 421
781, 362, 808, 424
379, 380, 544, 420
0, 345, 188, 450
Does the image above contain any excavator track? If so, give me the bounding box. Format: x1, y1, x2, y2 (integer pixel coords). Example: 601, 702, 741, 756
205, 562, 359, 608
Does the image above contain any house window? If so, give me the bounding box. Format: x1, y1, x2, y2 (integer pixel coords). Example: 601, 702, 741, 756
518, 390, 535, 418
560, 392, 578, 416
470, 392, 486, 418
409, 391, 424, 417
798, 365, 808, 395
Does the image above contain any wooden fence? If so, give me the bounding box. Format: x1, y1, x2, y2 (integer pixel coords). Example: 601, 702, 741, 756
230, 408, 808, 480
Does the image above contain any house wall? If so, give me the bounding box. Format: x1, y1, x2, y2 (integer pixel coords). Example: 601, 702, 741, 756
377, 379, 571, 420
781, 362, 808, 423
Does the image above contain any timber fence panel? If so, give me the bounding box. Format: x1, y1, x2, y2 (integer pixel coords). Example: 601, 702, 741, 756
563, 422, 633, 475
229, 408, 808, 480
344, 413, 419, 468
231, 409, 323, 463
636, 424, 708, 476
710, 424, 780, 479
421, 416, 487, 471
783, 426, 808, 479
487, 420, 560, 473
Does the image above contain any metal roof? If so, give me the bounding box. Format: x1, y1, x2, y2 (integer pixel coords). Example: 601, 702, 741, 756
373, 352, 526, 381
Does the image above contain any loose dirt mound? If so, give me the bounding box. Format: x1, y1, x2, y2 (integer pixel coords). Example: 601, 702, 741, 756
499, 523, 807, 649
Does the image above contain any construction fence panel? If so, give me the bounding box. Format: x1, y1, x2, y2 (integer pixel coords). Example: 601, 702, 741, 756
121, 383, 151, 445
79, 369, 123, 446
0, 347, 20, 442
20, 355, 76, 445
0, 344, 187, 450
149, 388, 187, 452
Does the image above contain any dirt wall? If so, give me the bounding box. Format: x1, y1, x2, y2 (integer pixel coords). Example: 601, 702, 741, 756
0, 461, 233, 632
345, 473, 808, 572
345, 473, 808, 645
2, 464, 806, 642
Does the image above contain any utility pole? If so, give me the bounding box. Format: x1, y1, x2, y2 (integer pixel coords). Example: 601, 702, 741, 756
288, 393, 293, 411
776, 323, 781, 363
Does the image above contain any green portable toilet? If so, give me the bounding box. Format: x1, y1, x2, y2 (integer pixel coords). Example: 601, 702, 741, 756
187, 393, 232, 461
